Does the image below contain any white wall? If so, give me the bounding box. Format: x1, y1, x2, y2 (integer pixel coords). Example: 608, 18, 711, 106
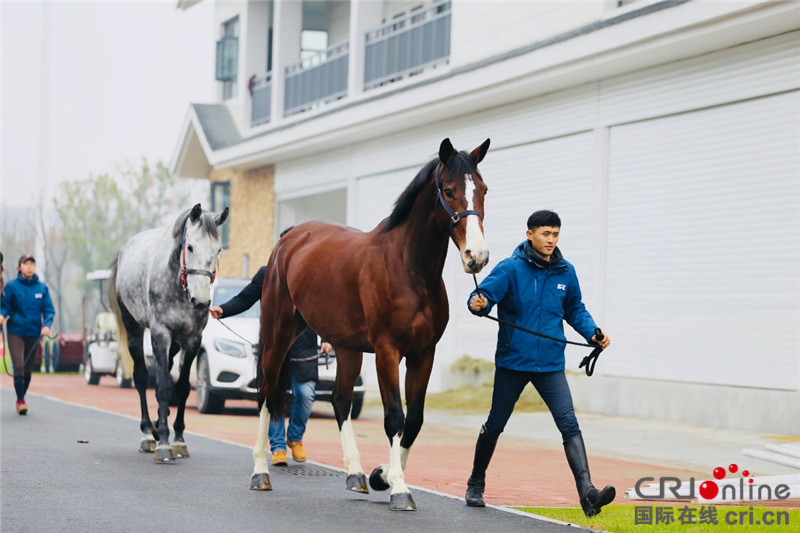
450, 0, 605, 67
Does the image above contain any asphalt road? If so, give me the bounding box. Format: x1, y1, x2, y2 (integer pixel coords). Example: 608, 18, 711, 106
1, 387, 574, 533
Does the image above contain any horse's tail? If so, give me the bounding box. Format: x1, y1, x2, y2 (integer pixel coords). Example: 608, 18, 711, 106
264, 341, 293, 423
107, 258, 134, 379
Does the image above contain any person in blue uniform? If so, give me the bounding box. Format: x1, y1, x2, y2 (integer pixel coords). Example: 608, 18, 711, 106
1, 255, 55, 415
464, 210, 614, 517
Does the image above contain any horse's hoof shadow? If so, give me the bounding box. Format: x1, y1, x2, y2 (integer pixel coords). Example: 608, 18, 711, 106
153, 444, 176, 463
139, 437, 156, 453
389, 492, 417, 511
369, 465, 390, 491
346, 473, 369, 493
250, 473, 272, 491
172, 441, 190, 459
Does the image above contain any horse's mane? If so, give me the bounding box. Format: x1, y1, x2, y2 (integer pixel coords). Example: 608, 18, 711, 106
170, 208, 220, 243
382, 152, 477, 232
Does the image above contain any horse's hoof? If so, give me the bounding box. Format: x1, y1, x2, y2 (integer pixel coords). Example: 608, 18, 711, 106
250, 473, 272, 491
389, 492, 417, 511
139, 437, 156, 453
172, 441, 190, 459
369, 465, 390, 491
346, 473, 369, 493
153, 444, 176, 463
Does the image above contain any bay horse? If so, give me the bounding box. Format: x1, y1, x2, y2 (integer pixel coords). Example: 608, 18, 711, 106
250, 138, 491, 510
108, 203, 229, 462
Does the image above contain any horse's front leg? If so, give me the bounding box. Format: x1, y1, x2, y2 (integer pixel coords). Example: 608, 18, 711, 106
372, 344, 416, 511
171, 339, 195, 459
330, 348, 367, 493
150, 328, 176, 463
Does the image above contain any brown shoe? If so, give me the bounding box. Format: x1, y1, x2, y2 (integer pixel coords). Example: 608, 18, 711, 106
287, 440, 307, 462
271, 450, 288, 466
16, 400, 28, 415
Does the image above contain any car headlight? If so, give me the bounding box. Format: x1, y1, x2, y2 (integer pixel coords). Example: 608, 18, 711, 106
213, 338, 248, 359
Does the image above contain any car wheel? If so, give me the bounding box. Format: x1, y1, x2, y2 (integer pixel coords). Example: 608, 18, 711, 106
84, 357, 100, 385
196, 354, 224, 414
115, 360, 132, 388
351, 395, 364, 420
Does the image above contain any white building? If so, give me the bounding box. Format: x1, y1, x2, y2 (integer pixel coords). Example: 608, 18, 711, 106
171, 0, 800, 435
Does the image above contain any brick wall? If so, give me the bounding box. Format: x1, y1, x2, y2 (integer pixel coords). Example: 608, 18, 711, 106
209, 165, 275, 279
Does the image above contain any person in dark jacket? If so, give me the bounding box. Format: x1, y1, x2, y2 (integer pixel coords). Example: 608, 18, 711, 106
209, 229, 331, 466
0, 254, 55, 415
464, 210, 614, 517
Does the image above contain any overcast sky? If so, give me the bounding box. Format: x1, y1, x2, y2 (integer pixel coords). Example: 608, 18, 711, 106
1, 0, 216, 210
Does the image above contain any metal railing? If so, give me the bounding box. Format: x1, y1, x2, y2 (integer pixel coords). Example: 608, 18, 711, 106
284, 40, 349, 116
364, 0, 451, 90
250, 72, 272, 126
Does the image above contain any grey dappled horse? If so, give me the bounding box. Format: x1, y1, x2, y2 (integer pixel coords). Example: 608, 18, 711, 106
109, 203, 228, 462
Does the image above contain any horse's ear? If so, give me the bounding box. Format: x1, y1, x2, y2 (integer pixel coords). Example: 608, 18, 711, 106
190, 203, 203, 222
439, 138, 455, 165
470, 138, 491, 164
216, 207, 230, 227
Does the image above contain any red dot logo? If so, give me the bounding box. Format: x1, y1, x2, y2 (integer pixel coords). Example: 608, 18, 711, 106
742, 470, 750, 477
699, 481, 719, 500
713, 467, 726, 480
729, 464, 738, 473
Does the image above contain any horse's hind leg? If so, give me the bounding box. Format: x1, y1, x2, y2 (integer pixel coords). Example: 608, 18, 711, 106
250, 278, 295, 490
171, 339, 194, 459
118, 304, 156, 453
330, 348, 368, 493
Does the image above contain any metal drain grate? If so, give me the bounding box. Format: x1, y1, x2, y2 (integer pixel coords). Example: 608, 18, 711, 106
279, 466, 343, 477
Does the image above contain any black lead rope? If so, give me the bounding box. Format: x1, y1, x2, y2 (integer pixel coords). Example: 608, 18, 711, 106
471, 274, 605, 376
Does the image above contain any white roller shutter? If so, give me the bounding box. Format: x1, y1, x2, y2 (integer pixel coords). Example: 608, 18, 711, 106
604, 91, 800, 390
449, 132, 600, 373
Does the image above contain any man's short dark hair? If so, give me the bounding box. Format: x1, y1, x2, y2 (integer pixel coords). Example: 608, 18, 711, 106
527, 210, 561, 229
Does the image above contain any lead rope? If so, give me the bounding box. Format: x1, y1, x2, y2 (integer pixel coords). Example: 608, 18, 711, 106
213, 317, 254, 345
471, 274, 605, 376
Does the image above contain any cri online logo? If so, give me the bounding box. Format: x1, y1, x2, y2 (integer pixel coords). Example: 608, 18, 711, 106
634, 464, 793, 501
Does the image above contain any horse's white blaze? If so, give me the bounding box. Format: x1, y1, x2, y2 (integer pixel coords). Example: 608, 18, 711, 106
339, 417, 364, 475
387, 434, 411, 495
462, 174, 489, 272
252, 403, 271, 475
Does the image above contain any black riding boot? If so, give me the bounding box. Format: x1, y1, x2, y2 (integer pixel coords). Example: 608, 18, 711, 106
14, 375, 25, 401
465, 425, 498, 507
563, 434, 616, 517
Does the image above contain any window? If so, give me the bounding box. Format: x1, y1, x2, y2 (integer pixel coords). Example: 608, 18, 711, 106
210, 181, 230, 249
216, 17, 239, 100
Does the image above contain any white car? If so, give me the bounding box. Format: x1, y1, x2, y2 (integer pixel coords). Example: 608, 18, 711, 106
173, 277, 365, 416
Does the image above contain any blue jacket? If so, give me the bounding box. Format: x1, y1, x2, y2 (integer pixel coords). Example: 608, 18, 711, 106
468, 241, 597, 372
1, 272, 55, 338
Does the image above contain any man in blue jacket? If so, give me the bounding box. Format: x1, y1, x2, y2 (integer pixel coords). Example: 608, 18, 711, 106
0, 255, 55, 415
464, 210, 614, 517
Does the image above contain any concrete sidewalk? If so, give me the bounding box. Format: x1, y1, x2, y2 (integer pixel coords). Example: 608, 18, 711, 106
426, 408, 800, 477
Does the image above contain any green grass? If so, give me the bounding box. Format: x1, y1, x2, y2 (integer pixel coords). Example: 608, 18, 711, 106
424, 379, 547, 412
518, 503, 800, 532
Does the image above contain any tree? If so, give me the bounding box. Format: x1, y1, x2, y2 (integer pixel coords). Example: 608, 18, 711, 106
53, 158, 191, 285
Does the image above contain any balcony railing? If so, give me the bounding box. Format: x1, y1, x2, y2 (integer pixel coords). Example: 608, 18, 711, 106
284, 41, 349, 116
250, 72, 272, 126
364, 0, 451, 90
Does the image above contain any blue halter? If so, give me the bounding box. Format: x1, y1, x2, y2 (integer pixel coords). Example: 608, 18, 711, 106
434, 164, 483, 227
